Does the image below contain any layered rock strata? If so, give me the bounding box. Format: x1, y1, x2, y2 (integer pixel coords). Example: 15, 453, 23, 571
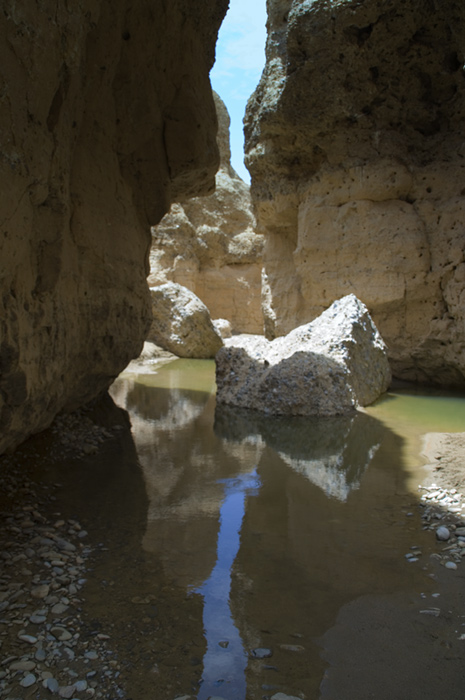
215, 295, 391, 415
245, 0, 465, 385
149, 93, 264, 334
0, 0, 228, 453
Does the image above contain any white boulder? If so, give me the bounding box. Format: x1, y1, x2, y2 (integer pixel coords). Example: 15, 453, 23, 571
215, 294, 391, 415
147, 283, 223, 359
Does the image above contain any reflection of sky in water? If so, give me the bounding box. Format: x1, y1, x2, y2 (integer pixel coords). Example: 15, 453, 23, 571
194, 470, 261, 700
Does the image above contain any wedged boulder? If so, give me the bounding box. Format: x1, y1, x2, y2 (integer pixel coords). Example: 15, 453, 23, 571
147, 283, 223, 359
213, 318, 232, 339
215, 295, 391, 415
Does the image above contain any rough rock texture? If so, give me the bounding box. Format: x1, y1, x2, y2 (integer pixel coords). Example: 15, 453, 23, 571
147, 283, 223, 359
0, 0, 228, 453
215, 294, 391, 415
149, 93, 264, 334
245, 0, 465, 385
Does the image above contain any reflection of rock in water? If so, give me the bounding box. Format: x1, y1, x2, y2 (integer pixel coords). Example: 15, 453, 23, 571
214, 405, 383, 500
112, 374, 263, 588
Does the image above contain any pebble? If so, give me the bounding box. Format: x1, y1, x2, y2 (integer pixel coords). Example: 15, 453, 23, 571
45, 677, 60, 692
10, 661, 36, 672
436, 526, 450, 541
0, 442, 122, 700
445, 561, 458, 570
20, 673, 36, 688
279, 644, 305, 652
250, 648, 273, 659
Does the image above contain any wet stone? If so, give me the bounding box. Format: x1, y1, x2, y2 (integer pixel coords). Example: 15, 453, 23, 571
251, 648, 273, 659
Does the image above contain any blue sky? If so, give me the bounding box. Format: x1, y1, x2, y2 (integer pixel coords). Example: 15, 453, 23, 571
210, 0, 267, 182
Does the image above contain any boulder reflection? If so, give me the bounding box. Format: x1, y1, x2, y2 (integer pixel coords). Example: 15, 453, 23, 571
214, 405, 383, 501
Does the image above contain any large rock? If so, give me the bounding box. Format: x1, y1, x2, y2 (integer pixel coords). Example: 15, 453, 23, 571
244, 0, 465, 386
147, 283, 223, 359
149, 93, 264, 334
0, 0, 228, 453
215, 295, 391, 415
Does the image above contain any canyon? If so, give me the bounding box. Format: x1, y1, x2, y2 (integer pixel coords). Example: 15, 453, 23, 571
1, 0, 465, 455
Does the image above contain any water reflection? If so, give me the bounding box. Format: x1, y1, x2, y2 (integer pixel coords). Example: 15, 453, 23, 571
215, 405, 383, 500
110, 362, 442, 699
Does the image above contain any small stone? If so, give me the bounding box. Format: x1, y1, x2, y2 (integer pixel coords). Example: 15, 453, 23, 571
436, 526, 450, 541
29, 614, 47, 624
59, 684, 76, 698
51, 603, 69, 615
74, 680, 88, 692
51, 626, 72, 641
44, 677, 59, 692
31, 584, 50, 599
271, 694, 302, 700
250, 648, 273, 659
10, 660, 36, 672
84, 651, 98, 660
218, 641, 229, 648
18, 634, 38, 644
279, 644, 305, 652
445, 561, 458, 570
35, 648, 47, 661
20, 673, 37, 688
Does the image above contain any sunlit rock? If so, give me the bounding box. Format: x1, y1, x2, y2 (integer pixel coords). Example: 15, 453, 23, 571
215, 295, 391, 416
147, 283, 223, 359
213, 318, 233, 339
149, 93, 264, 334
245, 0, 465, 385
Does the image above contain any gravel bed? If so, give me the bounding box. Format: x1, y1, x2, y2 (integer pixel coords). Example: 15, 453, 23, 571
0, 414, 126, 700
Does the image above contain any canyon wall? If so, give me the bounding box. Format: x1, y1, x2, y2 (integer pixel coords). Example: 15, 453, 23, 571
149, 93, 264, 334
245, 0, 465, 385
0, 0, 228, 453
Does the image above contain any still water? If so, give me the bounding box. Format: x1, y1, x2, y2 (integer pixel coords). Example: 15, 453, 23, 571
47, 360, 465, 698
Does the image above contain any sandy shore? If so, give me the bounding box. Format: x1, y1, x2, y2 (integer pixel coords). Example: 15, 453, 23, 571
421, 431, 465, 493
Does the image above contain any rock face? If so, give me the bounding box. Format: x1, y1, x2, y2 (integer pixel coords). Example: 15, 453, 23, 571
215, 295, 391, 415
149, 93, 264, 334
0, 0, 228, 453
245, 0, 465, 385
147, 283, 223, 359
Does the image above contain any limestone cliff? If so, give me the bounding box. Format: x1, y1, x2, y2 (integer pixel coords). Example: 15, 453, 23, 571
245, 0, 465, 385
149, 93, 264, 334
0, 0, 228, 453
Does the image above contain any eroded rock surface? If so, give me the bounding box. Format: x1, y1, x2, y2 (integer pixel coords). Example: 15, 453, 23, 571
147, 283, 223, 359
149, 93, 264, 334
245, 0, 465, 385
0, 0, 228, 453
215, 294, 391, 415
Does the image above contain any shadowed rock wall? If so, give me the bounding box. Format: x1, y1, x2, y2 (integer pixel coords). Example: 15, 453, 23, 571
0, 0, 228, 453
245, 0, 465, 385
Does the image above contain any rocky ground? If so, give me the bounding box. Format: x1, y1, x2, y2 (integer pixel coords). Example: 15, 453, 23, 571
0, 410, 127, 700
